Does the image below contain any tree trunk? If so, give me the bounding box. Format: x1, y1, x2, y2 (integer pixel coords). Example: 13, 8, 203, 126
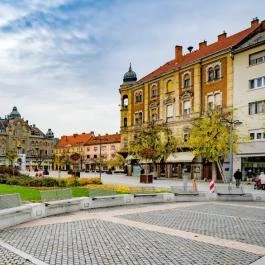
212, 162, 217, 181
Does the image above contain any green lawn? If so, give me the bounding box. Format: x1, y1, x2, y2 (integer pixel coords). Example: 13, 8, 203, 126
0, 184, 90, 202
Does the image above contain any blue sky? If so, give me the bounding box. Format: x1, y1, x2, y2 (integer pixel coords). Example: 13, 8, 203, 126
0, 0, 264, 137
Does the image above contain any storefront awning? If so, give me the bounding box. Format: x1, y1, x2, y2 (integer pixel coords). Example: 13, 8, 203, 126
166, 152, 195, 163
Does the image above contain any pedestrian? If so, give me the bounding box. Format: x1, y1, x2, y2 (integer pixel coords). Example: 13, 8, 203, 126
234, 169, 242, 188
259, 172, 265, 190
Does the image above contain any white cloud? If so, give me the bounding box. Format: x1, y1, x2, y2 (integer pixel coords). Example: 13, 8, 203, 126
0, 0, 264, 137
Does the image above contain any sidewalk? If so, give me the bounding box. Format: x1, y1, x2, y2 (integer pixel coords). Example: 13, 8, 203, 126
26, 170, 261, 194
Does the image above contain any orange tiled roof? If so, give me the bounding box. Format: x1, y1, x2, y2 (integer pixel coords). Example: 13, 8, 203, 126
56, 132, 94, 148
140, 23, 260, 82
84, 133, 121, 146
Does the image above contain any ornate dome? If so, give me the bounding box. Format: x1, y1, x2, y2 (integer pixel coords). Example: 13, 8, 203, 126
46, 128, 54, 139
9, 106, 21, 119
123, 63, 137, 83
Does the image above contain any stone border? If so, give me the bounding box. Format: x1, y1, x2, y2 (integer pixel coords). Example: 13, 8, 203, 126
0, 191, 261, 230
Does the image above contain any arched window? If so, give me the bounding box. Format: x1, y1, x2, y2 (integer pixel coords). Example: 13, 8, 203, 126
166, 80, 173, 93
150, 85, 158, 98
183, 74, 191, 88
135, 91, 143, 103
123, 117, 127, 127
214, 65, 221, 80
122, 95, 128, 108
208, 67, 214, 81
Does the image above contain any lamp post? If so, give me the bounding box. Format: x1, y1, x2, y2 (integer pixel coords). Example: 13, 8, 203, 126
221, 118, 242, 184
99, 134, 102, 180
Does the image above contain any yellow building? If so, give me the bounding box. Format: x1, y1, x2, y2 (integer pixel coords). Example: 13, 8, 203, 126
119, 18, 262, 179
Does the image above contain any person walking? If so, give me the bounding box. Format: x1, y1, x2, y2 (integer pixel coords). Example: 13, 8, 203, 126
234, 169, 242, 188
259, 172, 265, 190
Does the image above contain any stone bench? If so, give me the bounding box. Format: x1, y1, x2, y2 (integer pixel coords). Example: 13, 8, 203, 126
215, 186, 245, 195
170, 186, 199, 196
0, 194, 32, 229
40, 189, 82, 216
215, 186, 253, 201
90, 194, 129, 208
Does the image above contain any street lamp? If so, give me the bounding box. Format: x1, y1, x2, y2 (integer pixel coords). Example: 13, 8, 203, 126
221, 118, 242, 184
99, 134, 102, 180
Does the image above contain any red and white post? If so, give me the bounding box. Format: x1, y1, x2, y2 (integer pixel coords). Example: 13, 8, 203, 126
209, 179, 215, 193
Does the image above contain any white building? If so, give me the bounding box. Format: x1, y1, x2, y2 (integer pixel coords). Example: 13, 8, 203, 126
233, 22, 265, 178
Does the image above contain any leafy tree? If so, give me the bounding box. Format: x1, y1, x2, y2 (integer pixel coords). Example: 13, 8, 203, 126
6, 145, 18, 176
130, 122, 180, 175
187, 110, 238, 179
106, 154, 125, 170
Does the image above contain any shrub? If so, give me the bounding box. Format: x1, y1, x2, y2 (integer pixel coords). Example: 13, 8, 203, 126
114, 185, 130, 194
0, 166, 20, 176
79, 177, 102, 186
66, 177, 80, 187
40, 177, 59, 187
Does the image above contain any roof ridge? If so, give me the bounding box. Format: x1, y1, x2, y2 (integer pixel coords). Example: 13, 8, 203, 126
139, 22, 260, 82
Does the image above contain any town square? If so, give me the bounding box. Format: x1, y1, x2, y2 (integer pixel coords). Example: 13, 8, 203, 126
0, 0, 265, 264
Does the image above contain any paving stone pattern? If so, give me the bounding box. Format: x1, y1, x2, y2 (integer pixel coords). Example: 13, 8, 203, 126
0, 245, 34, 265
120, 204, 265, 247
0, 219, 260, 265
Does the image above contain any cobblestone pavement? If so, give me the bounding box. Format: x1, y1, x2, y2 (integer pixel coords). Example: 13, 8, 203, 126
1, 202, 265, 265
0, 245, 34, 265
120, 203, 265, 247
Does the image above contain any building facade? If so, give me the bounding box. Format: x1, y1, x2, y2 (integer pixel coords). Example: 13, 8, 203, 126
84, 133, 121, 171
54, 132, 94, 171
119, 18, 263, 179
0, 106, 57, 170
233, 22, 265, 178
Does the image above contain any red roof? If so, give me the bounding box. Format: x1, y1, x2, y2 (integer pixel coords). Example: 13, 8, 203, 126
140, 23, 260, 82
84, 133, 121, 146
56, 132, 94, 148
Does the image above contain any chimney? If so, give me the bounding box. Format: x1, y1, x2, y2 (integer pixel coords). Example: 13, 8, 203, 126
218, 31, 227, 41
175, 45, 183, 62
251, 17, 259, 28
199, 40, 207, 50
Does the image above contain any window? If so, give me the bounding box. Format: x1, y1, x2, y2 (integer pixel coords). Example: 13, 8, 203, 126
134, 112, 143, 125
249, 101, 265, 115
214, 65, 221, 79
183, 101, 191, 117
150, 108, 158, 122
166, 104, 173, 119
94, 146, 97, 151
249, 130, 265, 141
122, 95, 128, 108
135, 91, 143, 103
123, 117, 127, 127
208, 67, 214, 81
87, 155, 90, 158
257, 78, 263, 87
249, 76, 265, 89
249, 50, 265, 66
214, 93, 222, 110
150, 86, 158, 98
207, 95, 214, 110
183, 74, 190, 88
111, 145, 116, 150
94, 154, 97, 158
166, 80, 173, 93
